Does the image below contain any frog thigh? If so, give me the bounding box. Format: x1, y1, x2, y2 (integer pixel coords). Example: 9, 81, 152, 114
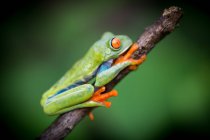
43, 84, 94, 115
54, 101, 104, 115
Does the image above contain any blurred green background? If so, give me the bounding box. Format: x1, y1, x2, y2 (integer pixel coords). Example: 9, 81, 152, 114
0, 0, 210, 139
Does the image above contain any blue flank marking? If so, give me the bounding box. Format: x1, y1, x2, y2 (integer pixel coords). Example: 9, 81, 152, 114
47, 82, 83, 100
56, 81, 84, 95
47, 67, 100, 100
47, 59, 113, 101
97, 59, 113, 74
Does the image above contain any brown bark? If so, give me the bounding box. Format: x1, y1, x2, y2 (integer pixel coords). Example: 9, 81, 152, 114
39, 6, 183, 140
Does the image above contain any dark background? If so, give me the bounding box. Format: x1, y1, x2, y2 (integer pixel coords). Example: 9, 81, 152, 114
0, 0, 210, 139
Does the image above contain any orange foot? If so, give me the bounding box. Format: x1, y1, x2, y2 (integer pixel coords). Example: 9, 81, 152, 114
114, 43, 147, 70
88, 86, 118, 120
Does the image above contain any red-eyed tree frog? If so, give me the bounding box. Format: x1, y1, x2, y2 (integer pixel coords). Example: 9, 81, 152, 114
40, 32, 146, 118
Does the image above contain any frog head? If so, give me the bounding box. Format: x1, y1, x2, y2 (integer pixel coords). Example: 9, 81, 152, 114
95, 32, 133, 61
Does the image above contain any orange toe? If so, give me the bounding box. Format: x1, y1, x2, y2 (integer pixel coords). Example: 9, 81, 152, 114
129, 65, 138, 70
103, 101, 112, 108
111, 90, 118, 96
88, 112, 94, 121
91, 86, 106, 99
91, 90, 118, 102
129, 54, 147, 65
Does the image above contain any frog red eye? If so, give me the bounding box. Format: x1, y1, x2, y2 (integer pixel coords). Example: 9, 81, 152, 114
111, 37, 121, 50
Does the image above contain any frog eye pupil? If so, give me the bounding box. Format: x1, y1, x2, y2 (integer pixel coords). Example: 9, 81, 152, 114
111, 37, 121, 50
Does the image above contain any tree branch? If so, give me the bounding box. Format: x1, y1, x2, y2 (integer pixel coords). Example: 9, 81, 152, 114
39, 6, 183, 140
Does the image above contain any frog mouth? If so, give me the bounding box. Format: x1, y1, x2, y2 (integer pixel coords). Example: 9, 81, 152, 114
119, 46, 130, 56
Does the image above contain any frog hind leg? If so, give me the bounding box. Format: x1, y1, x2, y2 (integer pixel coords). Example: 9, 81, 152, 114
59, 86, 118, 120
44, 84, 117, 118
43, 84, 96, 115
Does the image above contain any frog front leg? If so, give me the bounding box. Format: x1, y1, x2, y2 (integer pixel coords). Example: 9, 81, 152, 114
95, 55, 146, 87
114, 43, 147, 70
94, 61, 131, 87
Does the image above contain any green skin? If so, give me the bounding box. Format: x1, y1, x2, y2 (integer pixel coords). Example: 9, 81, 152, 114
41, 32, 134, 115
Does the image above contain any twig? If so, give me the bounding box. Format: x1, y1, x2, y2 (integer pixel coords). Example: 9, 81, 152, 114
39, 6, 183, 140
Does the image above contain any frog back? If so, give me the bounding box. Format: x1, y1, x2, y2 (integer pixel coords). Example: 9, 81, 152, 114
43, 46, 104, 99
